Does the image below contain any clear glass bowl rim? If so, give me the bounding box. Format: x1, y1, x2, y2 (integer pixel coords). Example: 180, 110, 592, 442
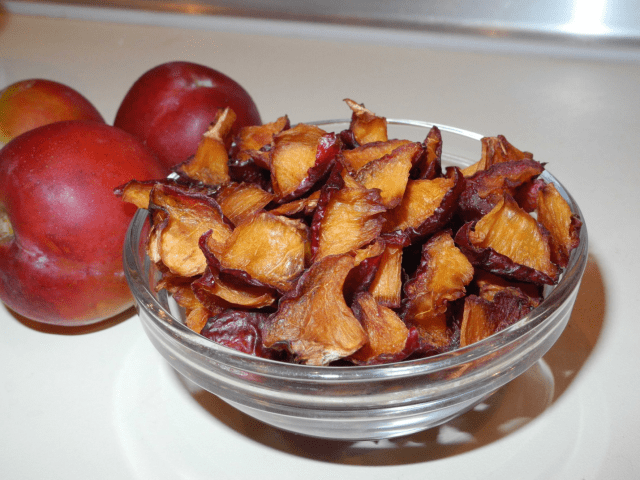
124, 118, 589, 382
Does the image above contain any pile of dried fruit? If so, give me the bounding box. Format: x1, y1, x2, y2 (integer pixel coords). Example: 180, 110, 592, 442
117, 99, 582, 366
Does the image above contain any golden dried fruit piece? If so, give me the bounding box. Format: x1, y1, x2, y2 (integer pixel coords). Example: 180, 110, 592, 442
343, 238, 387, 304
175, 108, 236, 186
270, 123, 338, 201
402, 231, 474, 350
215, 181, 275, 226
114, 179, 155, 209
354, 142, 421, 209
459, 295, 493, 347
460, 288, 537, 347
154, 274, 222, 334
349, 292, 412, 365
383, 167, 463, 243
185, 305, 213, 334
368, 243, 404, 309
268, 190, 320, 217
263, 253, 367, 365
192, 268, 277, 309
210, 211, 308, 293
311, 171, 386, 262
344, 98, 388, 145
340, 139, 412, 174
147, 184, 233, 277
457, 194, 559, 284
536, 182, 582, 268
463, 134, 534, 177
235, 115, 291, 158
230, 115, 291, 173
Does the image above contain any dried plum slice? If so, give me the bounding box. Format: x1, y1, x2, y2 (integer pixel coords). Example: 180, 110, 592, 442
354, 142, 421, 209
262, 253, 367, 365
411, 125, 443, 180
383, 166, 464, 244
536, 182, 582, 268
203, 211, 308, 293
201, 309, 276, 359
114, 179, 156, 209
311, 171, 386, 262
402, 231, 474, 351
458, 158, 545, 221
343, 239, 386, 305
349, 292, 416, 365
473, 269, 543, 306
455, 194, 559, 285
192, 267, 277, 309
460, 288, 537, 347
147, 183, 233, 277
233, 115, 290, 169
339, 139, 412, 174
174, 108, 235, 186
344, 98, 388, 145
368, 243, 404, 309
214, 181, 275, 226
268, 190, 320, 218
462, 134, 534, 177
270, 123, 340, 202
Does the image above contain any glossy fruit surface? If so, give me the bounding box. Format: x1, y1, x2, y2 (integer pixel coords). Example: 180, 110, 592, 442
114, 61, 261, 172
0, 120, 165, 326
0, 79, 104, 146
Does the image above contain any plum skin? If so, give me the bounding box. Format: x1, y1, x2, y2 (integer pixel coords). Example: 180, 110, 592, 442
0, 79, 105, 146
114, 61, 261, 172
0, 120, 165, 326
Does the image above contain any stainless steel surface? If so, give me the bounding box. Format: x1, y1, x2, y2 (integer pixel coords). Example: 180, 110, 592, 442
10, 0, 640, 46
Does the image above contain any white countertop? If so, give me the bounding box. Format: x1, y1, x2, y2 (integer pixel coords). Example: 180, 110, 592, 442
1, 3, 639, 479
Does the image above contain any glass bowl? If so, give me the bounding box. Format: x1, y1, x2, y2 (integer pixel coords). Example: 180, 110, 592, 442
123, 119, 588, 441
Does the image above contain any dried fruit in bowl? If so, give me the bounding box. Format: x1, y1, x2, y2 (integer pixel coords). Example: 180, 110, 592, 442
455, 194, 559, 285
345, 98, 388, 145
146, 183, 233, 277
311, 168, 386, 262
349, 292, 419, 365
201, 211, 308, 294
262, 253, 367, 365
462, 134, 534, 177
460, 288, 538, 347
536, 182, 582, 268
118, 98, 583, 365
174, 108, 235, 186
270, 123, 340, 201
402, 231, 474, 353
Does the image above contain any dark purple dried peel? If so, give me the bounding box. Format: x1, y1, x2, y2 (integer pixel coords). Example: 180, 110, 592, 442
458, 159, 545, 221
201, 309, 277, 359
460, 288, 537, 347
411, 125, 443, 180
